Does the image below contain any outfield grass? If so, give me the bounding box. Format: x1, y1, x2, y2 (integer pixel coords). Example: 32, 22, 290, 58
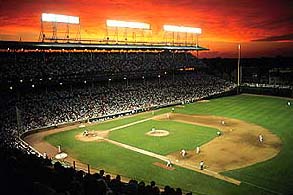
45, 94, 293, 195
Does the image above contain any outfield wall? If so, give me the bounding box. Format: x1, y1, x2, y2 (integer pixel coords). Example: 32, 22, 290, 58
240, 86, 293, 98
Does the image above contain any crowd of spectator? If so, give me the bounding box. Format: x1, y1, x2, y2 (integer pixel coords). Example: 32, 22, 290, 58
1, 146, 193, 195
0, 50, 236, 195
5, 73, 235, 131
0, 51, 203, 83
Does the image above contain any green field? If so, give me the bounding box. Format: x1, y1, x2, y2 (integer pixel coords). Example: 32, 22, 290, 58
45, 94, 293, 195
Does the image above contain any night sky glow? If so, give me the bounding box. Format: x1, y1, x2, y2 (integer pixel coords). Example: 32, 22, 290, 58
0, 0, 292, 57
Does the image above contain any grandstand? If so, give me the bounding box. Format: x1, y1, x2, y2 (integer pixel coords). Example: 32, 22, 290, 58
1, 39, 292, 195
0, 39, 234, 195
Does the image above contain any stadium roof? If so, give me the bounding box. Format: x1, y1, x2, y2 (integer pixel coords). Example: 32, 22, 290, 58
0, 41, 209, 51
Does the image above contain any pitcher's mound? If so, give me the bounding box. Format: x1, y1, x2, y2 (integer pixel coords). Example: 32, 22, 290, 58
146, 130, 169, 137
75, 130, 109, 142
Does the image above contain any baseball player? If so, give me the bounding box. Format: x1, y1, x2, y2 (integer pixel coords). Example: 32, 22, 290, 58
288, 101, 291, 106
83, 129, 88, 136
259, 134, 264, 143
58, 145, 61, 153
221, 120, 225, 125
166, 160, 172, 167
180, 149, 186, 157
196, 146, 200, 154
199, 161, 204, 170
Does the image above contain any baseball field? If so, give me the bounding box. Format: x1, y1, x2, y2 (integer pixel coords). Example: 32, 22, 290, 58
24, 94, 293, 195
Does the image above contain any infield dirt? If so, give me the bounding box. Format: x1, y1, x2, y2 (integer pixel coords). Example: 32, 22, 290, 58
154, 113, 282, 172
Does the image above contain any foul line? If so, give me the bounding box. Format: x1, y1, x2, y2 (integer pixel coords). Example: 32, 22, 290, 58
102, 138, 241, 185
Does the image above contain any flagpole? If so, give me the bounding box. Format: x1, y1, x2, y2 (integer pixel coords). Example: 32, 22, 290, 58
237, 44, 241, 94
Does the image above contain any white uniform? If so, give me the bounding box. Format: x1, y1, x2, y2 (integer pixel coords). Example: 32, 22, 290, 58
199, 161, 204, 170
288, 101, 291, 106
221, 120, 225, 125
152, 128, 156, 132
58, 145, 61, 153
259, 134, 263, 143
43, 152, 48, 159
180, 149, 186, 157
83, 130, 88, 136
196, 146, 200, 154
166, 160, 172, 167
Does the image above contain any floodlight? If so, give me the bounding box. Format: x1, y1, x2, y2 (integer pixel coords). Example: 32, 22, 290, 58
42, 13, 79, 24
106, 20, 150, 29
163, 25, 202, 34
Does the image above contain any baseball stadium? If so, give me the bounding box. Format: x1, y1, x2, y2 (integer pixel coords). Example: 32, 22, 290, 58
1, 3, 293, 195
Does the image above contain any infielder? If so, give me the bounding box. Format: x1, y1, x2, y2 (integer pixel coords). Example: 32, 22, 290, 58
259, 134, 264, 143
199, 161, 204, 170
166, 160, 172, 167
180, 149, 186, 157
196, 146, 200, 154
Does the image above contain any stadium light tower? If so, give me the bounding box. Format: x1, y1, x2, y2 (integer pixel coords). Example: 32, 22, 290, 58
163, 25, 202, 46
106, 19, 151, 43
39, 13, 81, 42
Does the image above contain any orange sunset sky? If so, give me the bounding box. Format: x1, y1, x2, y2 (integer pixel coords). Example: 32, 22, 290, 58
0, 0, 292, 58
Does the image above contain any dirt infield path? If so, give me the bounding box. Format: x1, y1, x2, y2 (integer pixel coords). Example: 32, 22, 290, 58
154, 113, 281, 173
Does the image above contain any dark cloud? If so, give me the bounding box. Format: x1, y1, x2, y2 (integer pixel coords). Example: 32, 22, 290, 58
252, 33, 293, 42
